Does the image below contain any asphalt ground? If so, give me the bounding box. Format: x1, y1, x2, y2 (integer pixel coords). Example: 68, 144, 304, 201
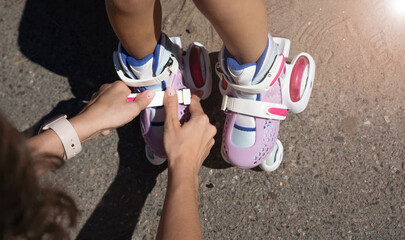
1, 0, 404, 239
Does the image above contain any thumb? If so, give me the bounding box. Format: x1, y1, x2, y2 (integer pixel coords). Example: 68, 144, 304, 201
130, 90, 155, 116
164, 87, 180, 128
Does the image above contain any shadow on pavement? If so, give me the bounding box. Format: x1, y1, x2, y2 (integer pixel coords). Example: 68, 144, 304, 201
18, 0, 164, 239
200, 52, 230, 170
18, 0, 228, 239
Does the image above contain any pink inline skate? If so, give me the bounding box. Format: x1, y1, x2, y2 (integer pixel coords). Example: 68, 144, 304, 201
113, 33, 211, 165
215, 35, 315, 172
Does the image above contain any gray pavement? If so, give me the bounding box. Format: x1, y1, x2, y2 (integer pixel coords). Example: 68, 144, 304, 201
1, 0, 404, 239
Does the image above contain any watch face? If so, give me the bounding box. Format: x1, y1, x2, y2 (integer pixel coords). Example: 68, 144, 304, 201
40, 114, 67, 131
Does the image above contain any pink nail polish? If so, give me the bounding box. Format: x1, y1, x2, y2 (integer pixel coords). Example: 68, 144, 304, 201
147, 91, 155, 99
166, 87, 175, 96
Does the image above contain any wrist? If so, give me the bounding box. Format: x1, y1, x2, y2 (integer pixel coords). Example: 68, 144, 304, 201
68, 112, 100, 143
168, 169, 199, 196
167, 159, 199, 188
39, 114, 82, 160
167, 157, 196, 175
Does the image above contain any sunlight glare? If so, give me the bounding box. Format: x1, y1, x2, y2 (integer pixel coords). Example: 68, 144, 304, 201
391, 0, 405, 16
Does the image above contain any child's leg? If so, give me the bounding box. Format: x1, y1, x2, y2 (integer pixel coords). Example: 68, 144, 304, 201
105, 0, 162, 59
195, 0, 283, 169
193, 0, 269, 64
107, 0, 213, 164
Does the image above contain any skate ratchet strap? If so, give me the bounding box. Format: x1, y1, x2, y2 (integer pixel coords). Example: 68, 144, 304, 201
221, 95, 287, 120
217, 54, 285, 94
127, 88, 191, 107
113, 51, 179, 88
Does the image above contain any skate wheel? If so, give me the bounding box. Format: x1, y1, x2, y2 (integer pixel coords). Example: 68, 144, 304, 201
290, 56, 310, 102
260, 139, 283, 172
184, 42, 212, 100
145, 146, 166, 165
282, 53, 315, 114
189, 46, 205, 88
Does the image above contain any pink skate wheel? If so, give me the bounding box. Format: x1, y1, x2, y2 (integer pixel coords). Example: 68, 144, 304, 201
290, 56, 309, 102
221, 78, 228, 90
189, 46, 204, 88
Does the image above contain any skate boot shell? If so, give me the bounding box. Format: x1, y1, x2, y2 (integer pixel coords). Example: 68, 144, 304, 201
216, 35, 315, 172
113, 33, 211, 165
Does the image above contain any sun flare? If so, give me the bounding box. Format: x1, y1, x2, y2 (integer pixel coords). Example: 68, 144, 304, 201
391, 0, 405, 16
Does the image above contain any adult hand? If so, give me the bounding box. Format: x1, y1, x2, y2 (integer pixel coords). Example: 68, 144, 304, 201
157, 87, 216, 240
28, 81, 154, 176
70, 81, 154, 142
163, 87, 216, 176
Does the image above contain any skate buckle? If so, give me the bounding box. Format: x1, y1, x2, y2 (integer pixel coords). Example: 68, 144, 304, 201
181, 88, 191, 105
221, 95, 229, 112
166, 58, 174, 75
220, 95, 287, 120
127, 88, 191, 107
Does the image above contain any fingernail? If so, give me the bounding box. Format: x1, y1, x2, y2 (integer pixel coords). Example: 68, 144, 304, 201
166, 87, 175, 96
146, 90, 155, 99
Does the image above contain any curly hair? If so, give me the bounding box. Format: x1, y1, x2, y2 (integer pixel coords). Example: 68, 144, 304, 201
0, 113, 78, 240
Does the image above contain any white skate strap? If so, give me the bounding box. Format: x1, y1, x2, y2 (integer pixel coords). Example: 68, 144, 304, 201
216, 54, 285, 94
113, 51, 179, 88
127, 89, 191, 107
221, 95, 287, 120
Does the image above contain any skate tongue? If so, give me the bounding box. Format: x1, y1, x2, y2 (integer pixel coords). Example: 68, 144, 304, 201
124, 34, 174, 90
226, 58, 257, 86
127, 54, 155, 79
226, 58, 257, 148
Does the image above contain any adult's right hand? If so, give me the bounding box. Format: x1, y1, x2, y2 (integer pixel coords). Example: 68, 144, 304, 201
163, 87, 217, 176
157, 87, 216, 240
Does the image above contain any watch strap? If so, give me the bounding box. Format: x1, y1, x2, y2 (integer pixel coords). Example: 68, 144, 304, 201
42, 115, 82, 160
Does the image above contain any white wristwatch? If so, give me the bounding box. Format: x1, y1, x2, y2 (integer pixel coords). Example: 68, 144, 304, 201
40, 114, 82, 160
